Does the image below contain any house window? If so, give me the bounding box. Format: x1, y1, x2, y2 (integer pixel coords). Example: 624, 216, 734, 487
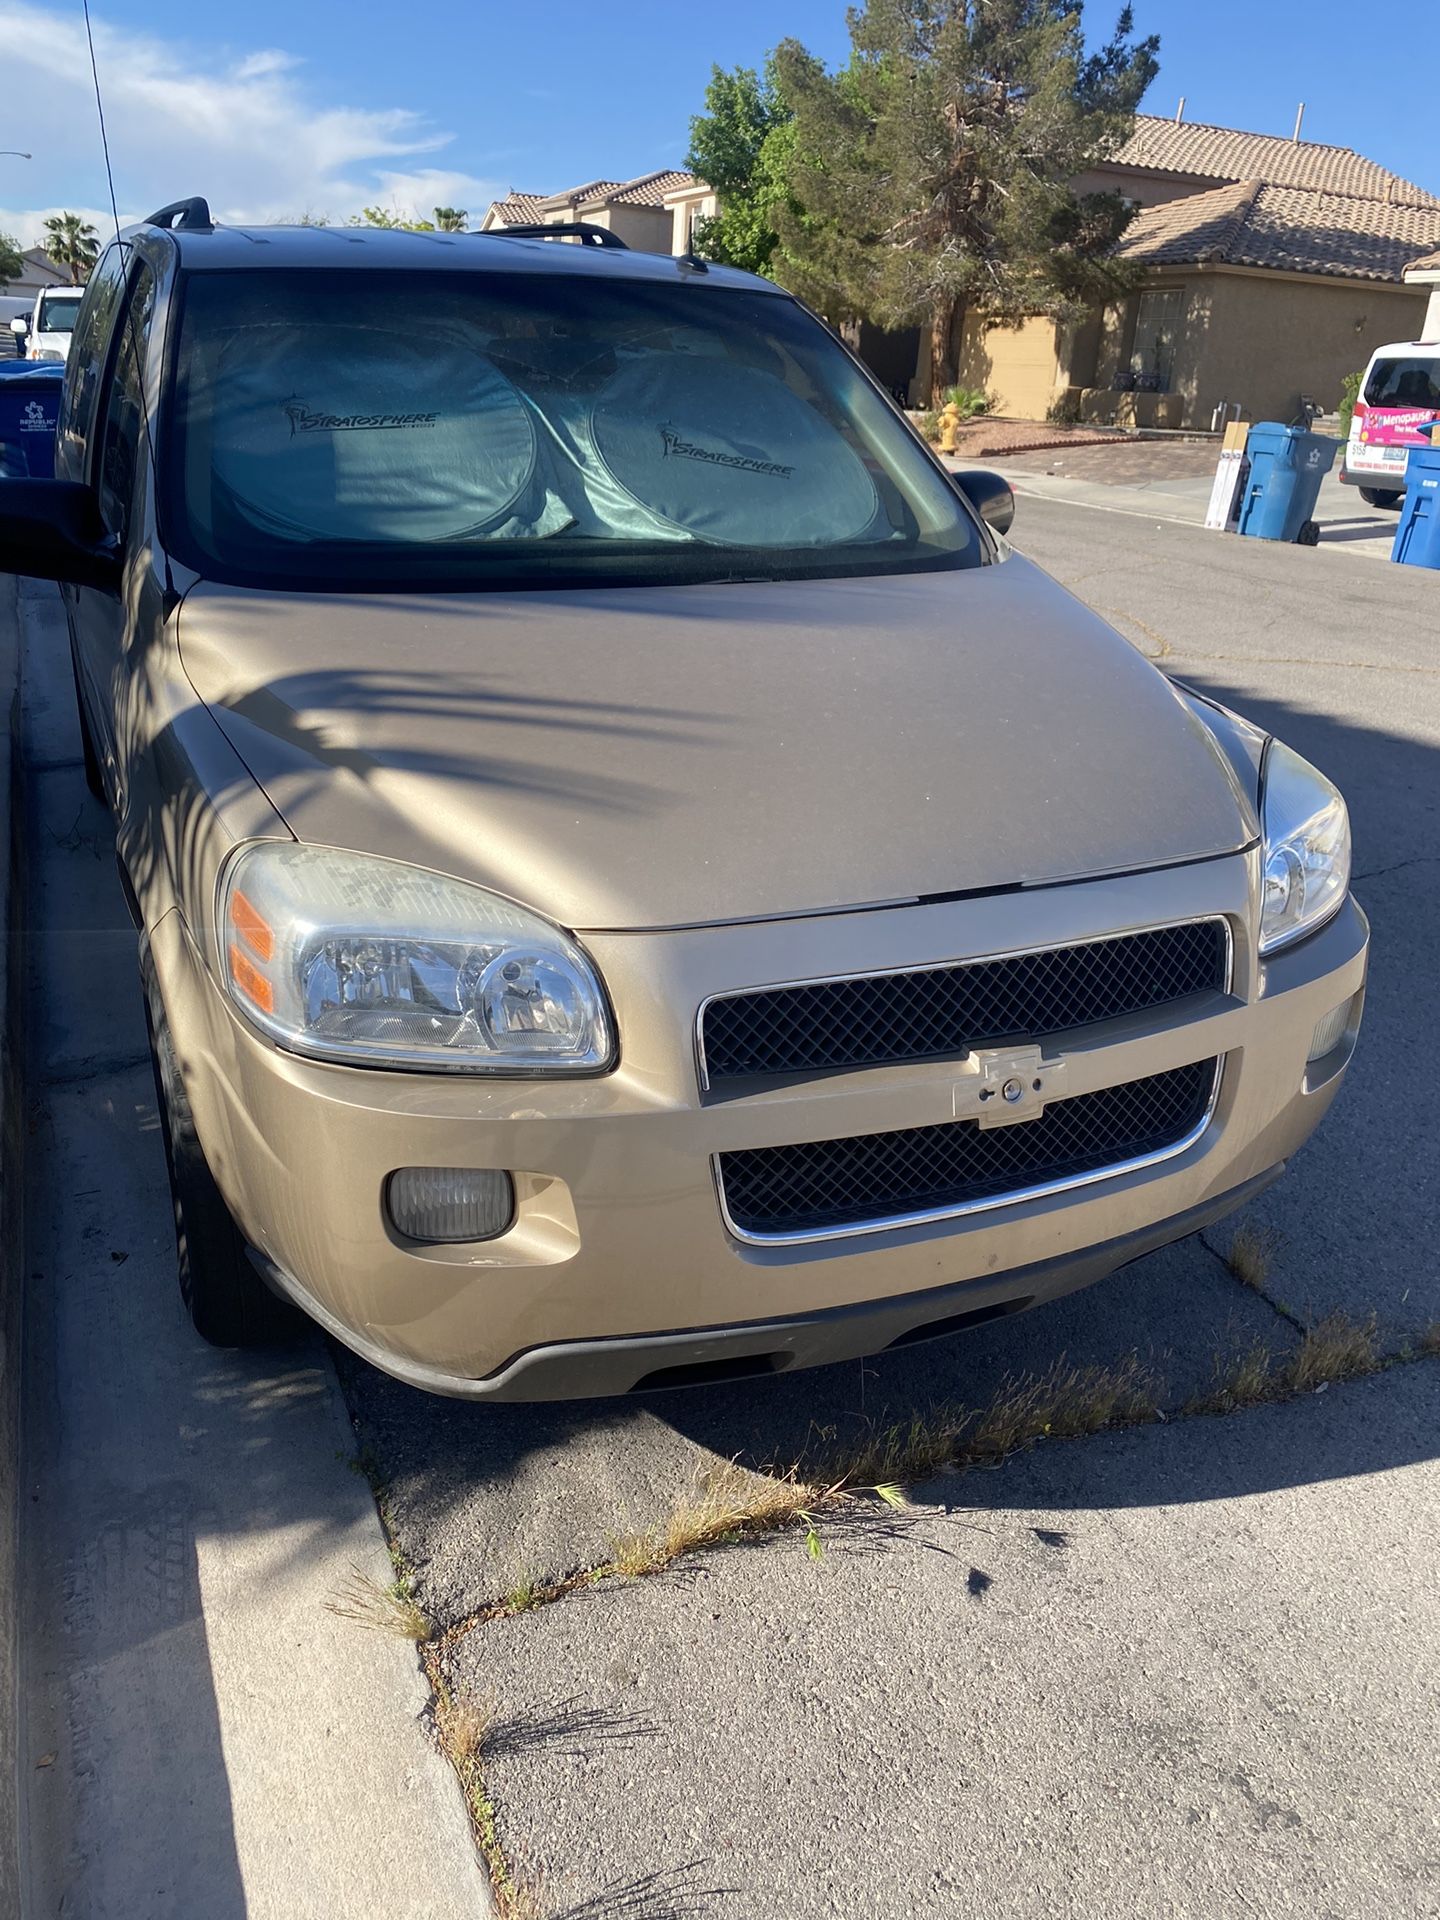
1130, 288, 1185, 392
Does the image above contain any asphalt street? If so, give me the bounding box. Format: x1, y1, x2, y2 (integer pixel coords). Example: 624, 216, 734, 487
13, 496, 1440, 1917
374, 500, 1440, 1914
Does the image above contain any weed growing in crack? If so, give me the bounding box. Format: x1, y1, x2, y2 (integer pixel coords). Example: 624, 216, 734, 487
1226, 1220, 1282, 1292
1188, 1340, 1277, 1414
1187, 1311, 1381, 1415
609, 1465, 825, 1578
429, 1665, 545, 1919
1285, 1310, 1380, 1391
323, 1564, 431, 1641
793, 1352, 1163, 1494
503, 1574, 545, 1615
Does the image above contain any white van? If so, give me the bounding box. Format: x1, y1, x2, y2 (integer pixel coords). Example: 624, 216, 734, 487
20, 285, 85, 364
1341, 338, 1440, 506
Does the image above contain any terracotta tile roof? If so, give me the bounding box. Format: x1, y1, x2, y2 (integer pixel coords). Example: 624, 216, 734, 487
537, 179, 624, 211
1408, 246, 1440, 272
485, 192, 545, 225
1110, 114, 1439, 208
1117, 179, 1440, 283
584, 170, 696, 209
486, 171, 697, 228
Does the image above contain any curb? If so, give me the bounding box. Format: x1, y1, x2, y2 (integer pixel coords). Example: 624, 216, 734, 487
0, 570, 25, 1916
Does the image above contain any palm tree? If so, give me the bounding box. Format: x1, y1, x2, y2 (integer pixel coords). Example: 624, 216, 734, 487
432, 206, 469, 231
42, 212, 100, 284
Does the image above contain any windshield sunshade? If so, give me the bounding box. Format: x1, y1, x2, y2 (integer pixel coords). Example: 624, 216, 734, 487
590, 357, 880, 547
206, 331, 558, 544
166, 268, 982, 591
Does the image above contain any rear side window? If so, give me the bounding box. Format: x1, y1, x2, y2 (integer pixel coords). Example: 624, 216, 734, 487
98, 264, 157, 541
1363, 357, 1440, 408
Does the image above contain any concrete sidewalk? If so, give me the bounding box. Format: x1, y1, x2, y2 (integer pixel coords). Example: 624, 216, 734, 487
9, 579, 487, 1917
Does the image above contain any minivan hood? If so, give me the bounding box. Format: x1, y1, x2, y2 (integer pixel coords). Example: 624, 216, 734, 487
178, 560, 1256, 932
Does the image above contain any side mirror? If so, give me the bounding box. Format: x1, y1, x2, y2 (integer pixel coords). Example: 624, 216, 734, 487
954, 467, 1015, 537
9, 316, 28, 337
0, 481, 122, 592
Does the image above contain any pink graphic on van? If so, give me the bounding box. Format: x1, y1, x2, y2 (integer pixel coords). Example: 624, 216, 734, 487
1359, 405, 1435, 445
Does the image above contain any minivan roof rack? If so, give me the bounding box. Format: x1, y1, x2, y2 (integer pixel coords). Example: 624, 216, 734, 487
487, 221, 627, 249
145, 197, 214, 233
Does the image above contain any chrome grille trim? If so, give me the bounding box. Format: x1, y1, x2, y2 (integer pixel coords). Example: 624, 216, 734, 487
714, 1055, 1224, 1247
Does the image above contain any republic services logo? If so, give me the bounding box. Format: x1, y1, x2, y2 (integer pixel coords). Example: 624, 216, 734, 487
20, 401, 50, 432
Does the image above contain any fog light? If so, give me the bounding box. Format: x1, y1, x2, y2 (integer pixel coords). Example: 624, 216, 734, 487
1307, 998, 1354, 1064
386, 1167, 514, 1243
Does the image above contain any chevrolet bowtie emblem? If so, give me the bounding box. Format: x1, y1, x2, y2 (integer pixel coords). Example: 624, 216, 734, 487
953, 1044, 1066, 1128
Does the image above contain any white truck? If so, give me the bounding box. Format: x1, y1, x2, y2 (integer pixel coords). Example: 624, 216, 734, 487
11, 285, 85, 364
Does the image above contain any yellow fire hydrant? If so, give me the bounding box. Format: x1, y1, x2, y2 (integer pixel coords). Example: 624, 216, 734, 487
938, 400, 961, 454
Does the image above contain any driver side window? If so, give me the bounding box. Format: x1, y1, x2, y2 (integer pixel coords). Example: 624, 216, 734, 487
56, 243, 129, 477
97, 264, 157, 545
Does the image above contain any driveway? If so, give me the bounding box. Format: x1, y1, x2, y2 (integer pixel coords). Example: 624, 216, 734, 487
13, 498, 1440, 1917
987, 438, 1405, 561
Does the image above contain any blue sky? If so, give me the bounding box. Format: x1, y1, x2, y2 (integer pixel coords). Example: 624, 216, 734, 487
3, 0, 1437, 246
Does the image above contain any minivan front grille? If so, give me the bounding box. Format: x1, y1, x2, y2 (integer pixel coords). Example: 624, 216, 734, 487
718, 1058, 1218, 1241
700, 920, 1228, 1086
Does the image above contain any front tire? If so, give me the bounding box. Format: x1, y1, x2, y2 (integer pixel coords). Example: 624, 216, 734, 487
1357, 486, 1403, 509
141, 947, 294, 1347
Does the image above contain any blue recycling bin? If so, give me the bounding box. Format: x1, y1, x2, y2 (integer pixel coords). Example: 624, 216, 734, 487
1391, 442, 1440, 570
0, 361, 62, 479
1236, 423, 1339, 545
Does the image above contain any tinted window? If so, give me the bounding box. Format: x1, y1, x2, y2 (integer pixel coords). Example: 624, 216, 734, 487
1364, 357, 1440, 409
98, 264, 157, 540
167, 268, 982, 592
58, 244, 130, 472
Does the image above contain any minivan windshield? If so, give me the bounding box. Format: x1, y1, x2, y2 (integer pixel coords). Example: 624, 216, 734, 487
36, 292, 82, 334
166, 268, 983, 591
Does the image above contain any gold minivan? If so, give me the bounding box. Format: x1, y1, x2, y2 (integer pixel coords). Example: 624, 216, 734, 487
2, 202, 1367, 1399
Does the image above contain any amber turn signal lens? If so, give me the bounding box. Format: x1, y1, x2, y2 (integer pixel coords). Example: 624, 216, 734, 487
229, 944, 275, 1014
230, 888, 274, 961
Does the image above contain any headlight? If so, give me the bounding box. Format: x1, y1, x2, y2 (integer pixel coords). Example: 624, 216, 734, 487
220, 844, 614, 1073
1259, 740, 1350, 955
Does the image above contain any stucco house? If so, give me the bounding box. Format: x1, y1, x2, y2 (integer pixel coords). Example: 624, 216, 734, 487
1404, 245, 1440, 337
1, 247, 69, 297
955, 114, 1440, 428
482, 171, 698, 253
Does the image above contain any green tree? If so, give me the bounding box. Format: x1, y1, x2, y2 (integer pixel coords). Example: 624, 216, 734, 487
432, 206, 469, 231
773, 2, 1159, 399
349, 205, 436, 230
0, 230, 22, 289
686, 60, 792, 274
42, 211, 100, 284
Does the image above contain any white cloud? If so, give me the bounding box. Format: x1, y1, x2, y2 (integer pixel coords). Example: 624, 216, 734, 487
0, 2, 506, 245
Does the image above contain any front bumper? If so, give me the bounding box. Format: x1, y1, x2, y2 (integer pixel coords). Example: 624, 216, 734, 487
150, 852, 1368, 1399
1339, 459, 1410, 488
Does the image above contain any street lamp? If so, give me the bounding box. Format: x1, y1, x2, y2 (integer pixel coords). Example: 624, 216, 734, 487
1, 152, 33, 160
